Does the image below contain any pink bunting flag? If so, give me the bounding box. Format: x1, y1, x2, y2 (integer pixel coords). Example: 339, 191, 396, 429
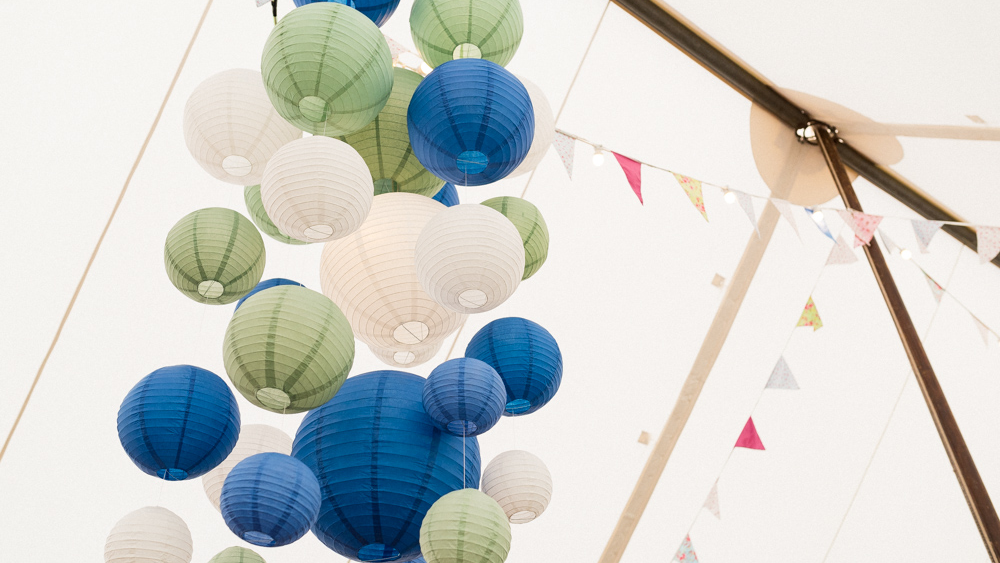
735, 417, 765, 450
672, 173, 708, 221
796, 296, 823, 331
766, 356, 799, 390
837, 210, 883, 247
826, 235, 858, 265
912, 219, 944, 253
614, 153, 643, 204
552, 131, 575, 179
383, 34, 410, 60
735, 191, 759, 236
972, 315, 994, 346
770, 199, 800, 239
703, 482, 721, 519
977, 226, 1000, 264
673, 535, 699, 562
923, 272, 945, 303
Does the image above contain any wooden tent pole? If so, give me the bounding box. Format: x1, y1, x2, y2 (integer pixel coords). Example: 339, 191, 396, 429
812, 123, 1000, 562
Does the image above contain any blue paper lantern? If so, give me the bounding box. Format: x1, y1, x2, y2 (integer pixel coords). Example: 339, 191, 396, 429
465, 318, 562, 416
431, 183, 459, 207
234, 278, 304, 311
117, 365, 240, 480
292, 0, 400, 26
422, 358, 505, 436
407, 59, 534, 186
293, 371, 480, 562
221, 452, 321, 547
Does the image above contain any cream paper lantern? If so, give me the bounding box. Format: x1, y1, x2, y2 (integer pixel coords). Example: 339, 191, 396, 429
481, 450, 552, 524
370, 339, 443, 368
260, 136, 373, 243
415, 205, 525, 314
104, 506, 193, 563
183, 69, 301, 185
320, 192, 466, 350
202, 424, 293, 512
508, 76, 555, 178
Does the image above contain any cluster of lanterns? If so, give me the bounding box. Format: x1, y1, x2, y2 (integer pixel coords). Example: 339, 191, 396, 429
108, 1, 563, 562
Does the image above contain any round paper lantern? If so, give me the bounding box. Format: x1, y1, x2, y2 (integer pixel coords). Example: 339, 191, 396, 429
507, 76, 555, 177
105, 507, 192, 563
208, 547, 266, 563
260, 136, 373, 243
465, 317, 562, 416
407, 59, 534, 185
293, 370, 481, 562
292, 0, 400, 27
223, 285, 355, 414
410, 0, 523, 68
117, 365, 240, 480
164, 208, 266, 305
183, 69, 301, 185
481, 450, 552, 524
370, 339, 443, 368
234, 278, 304, 311
419, 489, 511, 563
415, 204, 524, 313
202, 424, 293, 512
432, 182, 459, 207
244, 185, 309, 246
423, 358, 505, 436
261, 2, 393, 135
338, 68, 444, 197
320, 192, 466, 350
221, 453, 321, 547
481, 196, 549, 280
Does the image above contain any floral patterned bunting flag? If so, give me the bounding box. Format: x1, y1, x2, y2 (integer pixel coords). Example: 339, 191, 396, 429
552, 131, 575, 179
796, 296, 823, 331
924, 272, 945, 303
837, 210, 883, 247
976, 226, 1000, 264
673, 535, 699, 562
672, 173, 708, 221
805, 208, 835, 242
911, 219, 944, 253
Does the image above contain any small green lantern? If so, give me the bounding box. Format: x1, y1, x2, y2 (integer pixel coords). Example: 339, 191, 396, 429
163, 208, 265, 305
481, 196, 549, 280
208, 547, 266, 563
243, 185, 309, 245
410, 0, 524, 69
420, 489, 512, 563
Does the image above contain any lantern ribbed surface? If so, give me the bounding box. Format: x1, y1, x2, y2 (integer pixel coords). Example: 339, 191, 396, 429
221, 453, 321, 547
292, 0, 400, 27
465, 317, 562, 416
481, 450, 552, 524
244, 185, 309, 246
183, 69, 301, 185
409, 0, 523, 68
370, 339, 443, 368
481, 196, 549, 280
202, 424, 294, 512
407, 59, 534, 185
423, 358, 506, 436
507, 76, 555, 177
260, 136, 373, 243
432, 183, 459, 207
261, 2, 393, 135
419, 489, 511, 563
223, 285, 355, 414
117, 365, 240, 481
320, 193, 466, 351
105, 506, 193, 563
208, 547, 266, 563
293, 370, 481, 562
234, 278, 304, 311
164, 208, 266, 305
338, 68, 444, 197
415, 204, 525, 314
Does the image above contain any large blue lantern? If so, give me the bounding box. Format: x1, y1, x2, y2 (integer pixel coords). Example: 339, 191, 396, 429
422, 358, 505, 436
431, 183, 459, 207
221, 452, 321, 547
292, 0, 400, 27
465, 317, 562, 416
293, 371, 480, 562
407, 59, 534, 186
117, 365, 240, 480
234, 278, 304, 311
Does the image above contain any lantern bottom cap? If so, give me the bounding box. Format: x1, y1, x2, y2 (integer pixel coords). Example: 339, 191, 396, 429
374, 178, 397, 195
393, 321, 429, 345
256, 387, 291, 410
504, 399, 531, 415
155, 467, 188, 481
457, 150, 488, 174
453, 43, 483, 59
458, 289, 488, 309
510, 510, 537, 524
198, 280, 224, 299
222, 154, 252, 177
303, 224, 335, 240
446, 419, 478, 435
392, 350, 417, 365
357, 543, 401, 561
242, 531, 276, 547
299, 95, 331, 123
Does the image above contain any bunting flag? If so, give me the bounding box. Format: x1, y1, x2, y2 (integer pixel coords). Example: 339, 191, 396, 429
553, 131, 575, 179
735, 191, 759, 236
703, 482, 721, 519
972, 315, 993, 345
672, 173, 708, 221
878, 229, 900, 254
614, 153, 643, 204
796, 296, 823, 331
256, 0, 269, 6
673, 535, 699, 563
826, 235, 858, 265
765, 356, 799, 390
735, 417, 765, 450
976, 226, 1000, 264
383, 35, 409, 60
771, 199, 800, 239
923, 272, 945, 303
805, 209, 835, 242
837, 210, 883, 247
912, 219, 944, 253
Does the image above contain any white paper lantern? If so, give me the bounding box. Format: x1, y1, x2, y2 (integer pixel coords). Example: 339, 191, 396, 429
202, 424, 293, 511
508, 76, 555, 178
481, 450, 552, 524
370, 339, 444, 368
320, 193, 466, 350
415, 205, 524, 314
183, 69, 302, 185
105, 506, 193, 563
260, 136, 373, 243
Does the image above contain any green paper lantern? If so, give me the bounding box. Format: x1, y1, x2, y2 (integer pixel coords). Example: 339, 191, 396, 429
481, 196, 549, 280
420, 489, 511, 563
337, 68, 444, 197
261, 2, 394, 136
244, 185, 309, 246
223, 286, 355, 414
209, 547, 266, 563
410, 0, 523, 69
164, 208, 266, 305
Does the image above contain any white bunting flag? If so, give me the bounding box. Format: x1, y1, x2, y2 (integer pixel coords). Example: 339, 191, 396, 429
553, 131, 575, 179
923, 272, 945, 303
878, 229, 900, 254
972, 315, 994, 345
766, 356, 799, 390
703, 482, 721, 519
735, 191, 759, 236
977, 226, 1000, 264
911, 220, 944, 253
771, 199, 800, 239
256, 0, 269, 6
826, 235, 858, 265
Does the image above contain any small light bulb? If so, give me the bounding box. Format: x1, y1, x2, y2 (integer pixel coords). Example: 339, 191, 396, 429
811, 210, 825, 223
901, 248, 912, 260
592, 148, 605, 167
724, 191, 737, 204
